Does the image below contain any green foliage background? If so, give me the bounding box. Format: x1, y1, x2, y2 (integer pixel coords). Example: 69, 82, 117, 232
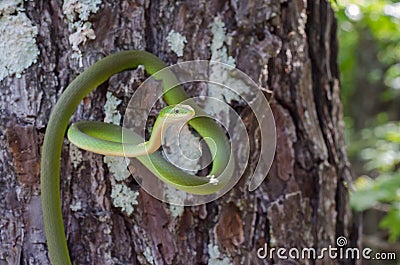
333, 0, 400, 243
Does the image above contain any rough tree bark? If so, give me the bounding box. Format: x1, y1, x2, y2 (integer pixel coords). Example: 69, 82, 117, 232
0, 0, 358, 265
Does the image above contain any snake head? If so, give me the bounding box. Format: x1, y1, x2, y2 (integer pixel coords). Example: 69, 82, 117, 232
160, 104, 195, 123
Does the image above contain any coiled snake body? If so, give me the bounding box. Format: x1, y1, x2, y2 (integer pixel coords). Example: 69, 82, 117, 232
40, 51, 233, 264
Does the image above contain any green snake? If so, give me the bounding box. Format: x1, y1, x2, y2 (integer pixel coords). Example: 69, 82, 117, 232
40, 50, 234, 264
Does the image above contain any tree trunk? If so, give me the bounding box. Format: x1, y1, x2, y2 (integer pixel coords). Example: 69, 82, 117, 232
0, 0, 358, 265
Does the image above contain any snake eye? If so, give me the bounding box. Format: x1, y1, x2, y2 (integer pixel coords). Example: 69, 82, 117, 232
174, 108, 179, 114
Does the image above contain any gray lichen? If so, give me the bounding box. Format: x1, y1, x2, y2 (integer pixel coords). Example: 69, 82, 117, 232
103, 92, 122, 124
69, 144, 83, 169
62, 0, 101, 66
210, 16, 235, 65
0, 0, 22, 14
103, 156, 130, 181
68, 22, 96, 58
169, 204, 184, 218
206, 16, 250, 118
207, 243, 233, 265
162, 124, 202, 175
102, 92, 138, 214
163, 184, 185, 217
69, 200, 82, 212
143, 246, 155, 265
103, 92, 130, 181
0, 12, 39, 81
166, 30, 187, 57
161, 124, 201, 211
110, 184, 138, 216
63, 0, 102, 21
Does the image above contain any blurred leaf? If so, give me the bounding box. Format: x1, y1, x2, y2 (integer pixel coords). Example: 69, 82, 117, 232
380, 205, 400, 241
337, 0, 400, 121
357, 123, 400, 172
386, 131, 400, 143
336, 0, 400, 241
351, 174, 400, 211
384, 63, 400, 90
